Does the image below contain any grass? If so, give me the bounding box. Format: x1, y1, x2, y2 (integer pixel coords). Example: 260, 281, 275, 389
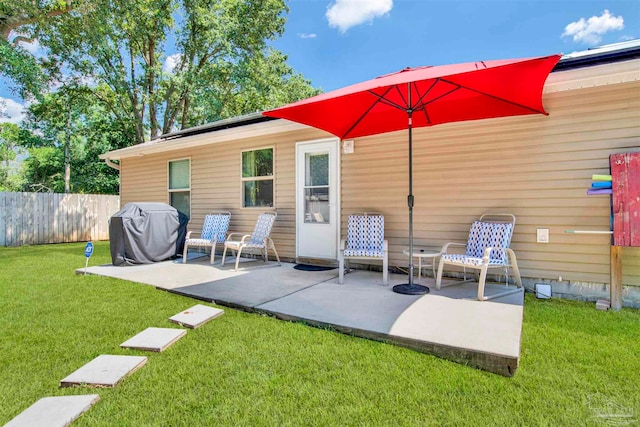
1, 242, 638, 426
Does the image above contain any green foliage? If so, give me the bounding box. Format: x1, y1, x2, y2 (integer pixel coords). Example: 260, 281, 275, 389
0, 122, 26, 190
188, 48, 320, 126
0, 41, 47, 99
39, 0, 318, 142
19, 86, 126, 194
19, 146, 63, 192
0, 1, 80, 98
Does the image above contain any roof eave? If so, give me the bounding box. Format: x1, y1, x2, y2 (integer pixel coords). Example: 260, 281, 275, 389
100, 118, 312, 160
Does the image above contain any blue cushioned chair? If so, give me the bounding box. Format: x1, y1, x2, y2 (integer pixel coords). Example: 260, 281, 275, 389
183, 212, 231, 264
435, 213, 522, 301
221, 212, 281, 271
339, 213, 388, 285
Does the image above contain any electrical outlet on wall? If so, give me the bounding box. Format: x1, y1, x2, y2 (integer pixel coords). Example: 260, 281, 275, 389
537, 228, 550, 243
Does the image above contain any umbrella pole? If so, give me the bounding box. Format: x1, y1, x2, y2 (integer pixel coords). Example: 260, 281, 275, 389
393, 98, 430, 295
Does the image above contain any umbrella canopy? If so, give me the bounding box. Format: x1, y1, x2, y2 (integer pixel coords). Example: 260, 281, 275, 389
264, 54, 561, 294
264, 55, 561, 138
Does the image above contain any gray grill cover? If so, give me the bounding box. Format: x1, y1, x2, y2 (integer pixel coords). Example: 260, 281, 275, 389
109, 203, 188, 266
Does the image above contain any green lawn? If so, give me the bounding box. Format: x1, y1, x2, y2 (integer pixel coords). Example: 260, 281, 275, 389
1, 242, 638, 426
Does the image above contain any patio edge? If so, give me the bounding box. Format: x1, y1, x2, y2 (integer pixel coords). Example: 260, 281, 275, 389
252, 308, 518, 377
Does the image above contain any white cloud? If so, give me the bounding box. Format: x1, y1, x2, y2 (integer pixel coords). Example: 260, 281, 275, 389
298, 33, 317, 39
562, 10, 624, 45
163, 53, 182, 74
0, 97, 26, 124
326, 0, 392, 33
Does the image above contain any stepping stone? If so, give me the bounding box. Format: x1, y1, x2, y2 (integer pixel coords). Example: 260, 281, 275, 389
120, 327, 187, 352
4, 394, 100, 427
60, 355, 147, 388
169, 304, 224, 329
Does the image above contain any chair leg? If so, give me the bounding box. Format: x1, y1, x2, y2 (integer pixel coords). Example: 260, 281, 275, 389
210, 241, 217, 264
507, 249, 523, 288
234, 246, 243, 271
436, 258, 445, 290
382, 254, 389, 286
477, 266, 489, 301
182, 243, 189, 264
269, 239, 281, 266
221, 245, 228, 266
338, 256, 344, 284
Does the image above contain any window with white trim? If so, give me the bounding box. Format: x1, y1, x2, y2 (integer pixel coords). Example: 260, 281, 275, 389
242, 148, 274, 208
168, 158, 190, 217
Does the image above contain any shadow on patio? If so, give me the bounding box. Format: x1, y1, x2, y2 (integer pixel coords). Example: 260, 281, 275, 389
82, 256, 524, 376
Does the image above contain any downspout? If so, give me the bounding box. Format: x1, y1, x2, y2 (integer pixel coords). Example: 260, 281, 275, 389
104, 157, 120, 171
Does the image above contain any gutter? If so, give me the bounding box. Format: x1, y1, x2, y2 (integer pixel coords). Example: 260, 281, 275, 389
554, 39, 640, 72
104, 157, 120, 171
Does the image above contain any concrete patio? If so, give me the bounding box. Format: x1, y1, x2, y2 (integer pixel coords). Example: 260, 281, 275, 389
81, 256, 524, 376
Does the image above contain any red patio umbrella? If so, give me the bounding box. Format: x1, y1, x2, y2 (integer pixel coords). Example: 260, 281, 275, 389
264, 54, 561, 295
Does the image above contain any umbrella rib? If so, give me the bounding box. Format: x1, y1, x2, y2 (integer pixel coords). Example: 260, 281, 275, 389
411, 79, 439, 111
438, 78, 547, 114
411, 80, 440, 125
375, 97, 407, 111
368, 89, 407, 111
415, 82, 461, 110
393, 85, 409, 110
343, 87, 394, 137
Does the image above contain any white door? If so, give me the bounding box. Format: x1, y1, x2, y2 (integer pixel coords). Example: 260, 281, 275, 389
296, 138, 339, 260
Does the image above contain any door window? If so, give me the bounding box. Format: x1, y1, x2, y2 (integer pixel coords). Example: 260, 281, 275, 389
304, 152, 329, 223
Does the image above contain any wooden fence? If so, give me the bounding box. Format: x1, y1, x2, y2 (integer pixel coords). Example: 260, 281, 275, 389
0, 192, 120, 247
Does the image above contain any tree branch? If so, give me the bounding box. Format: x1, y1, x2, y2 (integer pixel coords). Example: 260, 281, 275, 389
3, 1, 75, 46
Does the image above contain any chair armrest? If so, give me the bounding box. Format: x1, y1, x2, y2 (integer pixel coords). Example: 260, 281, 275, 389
226, 232, 248, 241
186, 231, 204, 239
383, 240, 389, 252
482, 247, 509, 264
442, 242, 466, 254
340, 239, 346, 251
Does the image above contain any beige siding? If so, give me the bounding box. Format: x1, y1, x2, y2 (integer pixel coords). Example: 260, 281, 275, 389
340, 79, 640, 286
117, 62, 640, 287
121, 127, 326, 260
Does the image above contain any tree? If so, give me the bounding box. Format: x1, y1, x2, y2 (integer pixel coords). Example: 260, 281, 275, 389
0, 1, 81, 99
41, 0, 319, 143
20, 85, 126, 194
2, 0, 320, 194
0, 122, 23, 190
187, 48, 320, 124
1, 1, 76, 43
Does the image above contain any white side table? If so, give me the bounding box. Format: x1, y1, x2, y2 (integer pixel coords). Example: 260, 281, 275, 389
402, 247, 442, 279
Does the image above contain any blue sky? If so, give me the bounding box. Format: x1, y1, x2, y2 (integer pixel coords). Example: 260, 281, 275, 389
274, 0, 639, 91
2, 0, 639, 123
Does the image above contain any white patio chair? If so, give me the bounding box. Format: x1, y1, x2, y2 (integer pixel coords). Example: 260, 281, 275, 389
435, 213, 523, 301
221, 212, 281, 271
339, 213, 389, 285
183, 212, 231, 264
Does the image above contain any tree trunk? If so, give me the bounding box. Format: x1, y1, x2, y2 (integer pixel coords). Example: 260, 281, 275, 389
64, 103, 71, 193
148, 37, 159, 139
